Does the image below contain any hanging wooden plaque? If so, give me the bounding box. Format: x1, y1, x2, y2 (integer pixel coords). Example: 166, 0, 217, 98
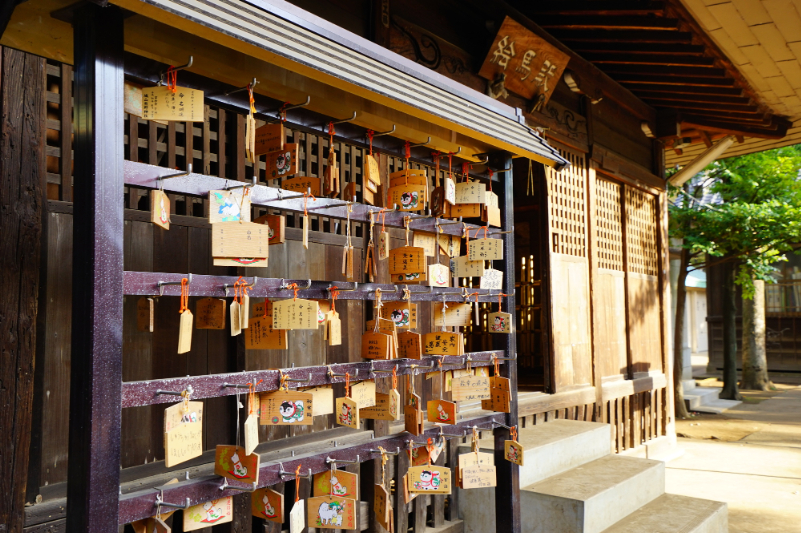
289, 500, 305, 533
260, 390, 313, 425
460, 465, 497, 489
422, 332, 462, 356
413, 231, 438, 257
374, 484, 393, 532
407, 466, 451, 494
451, 256, 484, 278
265, 143, 298, 179
434, 302, 472, 327
378, 231, 390, 260
359, 391, 401, 420
252, 488, 284, 522
302, 386, 334, 416
365, 154, 381, 185
336, 396, 360, 428
485, 204, 502, 227
150, 190, 171, 230
361, 331, 391, 360
394, 270, 426, 284
480, 268, 504, 290
177, 310, 193, 354
444, 176, 457, 205
282, 176, 322, 197
380, 302, 418, 329
428, 263, 451, 288
389, 184, 427, 212
404, 403, 424, 436
229, 301, 241, 337
244, 316, 288, 349
468, 238, 503, 261
455, 182, 486, 204
328, 311, 342, 346
163, 401, 203, 467
482, 379, 512, 413
351, 380, 377, 409
398, 331, 423, 359
195, 298, 226, 330
488, 311, 512, 334
136, 297, 154, 333
124, 81, 144, 117
214, 445, 260, 484
254, 122, 284, 155
272, 298, 318, 330
389, 246, 426, 275
211, 222, 268, 259
254, 213, 286, 245
438, 234, 461, 257
308, 495, 357, 530
313, 470, 359, 498
142, 85, 204, 122
342, 182, 357, 202
452, 375, 491, 401
183, 498, 233, 530
447, 203, 483, 219
209, 189, 251, 223
244, 413, 259, 455
505, 440, 524, 466
427, 399, 457, 424
430, 186, 446, 218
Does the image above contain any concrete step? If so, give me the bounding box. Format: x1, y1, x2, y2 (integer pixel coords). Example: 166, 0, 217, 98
691, 398, 742, 414
599, 493, 727, 533
683, 387, 720, 410
521, 455, 665, 533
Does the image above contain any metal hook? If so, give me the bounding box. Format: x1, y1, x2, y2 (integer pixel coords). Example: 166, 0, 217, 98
326, 455, 360, 465
438, 425, 467, 438
413, 285, 432, 294
271, 96, 311, 119
220, 478, 257, 492
472, 153, 490, 164
329, 283, 358, 292
327, 112, 357, 130
159, 56, 193, 84
157, 273, 192, 297
223, 276, 257, 296
490, 229, 514, 235
370, 447, 400, 455
410, 362, 434, 372
306, 200, 353, 211
328, 366, 358, 379
409, 136, 431, 148
450, 147, 462, 155
371, 125, 396, 137
281, 371, 313, 383
155, 491, 190, 510
278, 463, 313, 479
157, 164, 193, 186
279, 279, 312, 290
489, 166, 513, 173
224, 77, 258, 96
371, 362, 397, 374
276, 189, 309, 202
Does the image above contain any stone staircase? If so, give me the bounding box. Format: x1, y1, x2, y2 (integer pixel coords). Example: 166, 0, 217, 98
460, 419, 727, 533
683, 380, 742, 414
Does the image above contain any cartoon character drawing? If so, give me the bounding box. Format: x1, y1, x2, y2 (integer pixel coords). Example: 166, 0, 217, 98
181, 411, 199, 423
436, 404, 451, 422
506, 446, 519, 463
201, 501, 224, 523
434, 267, 448, 286
491, 315, 507, 332
213, 192, 241, 221
279, 400, 305, 423
400, 191, 418, 208
158, 195, 169, 225
228, 451, 248, 479
413, 470, 441, 490
318, 307, 327, 324
262, 495, 277, 518
390, 308, 410, 327
397, 273, 421, 282
275, 152, 292, 175
339, 403, 354, 426
317, 501, 344, 526
268, 226, 276, 240
330, 475, 348, 496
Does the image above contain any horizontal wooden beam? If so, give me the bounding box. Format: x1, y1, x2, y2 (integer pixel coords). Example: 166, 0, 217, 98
630, 91, 751, 105
565, 42, 705, 55
645, 99, 760, 113
670, 108, 772, 124
618, 75, 736, 87
522, 1, 665, 16
601, 64, 727, 78
628, 83, 744, 96
547, 29, 693, 43
679, 115, 790, 140
534, 15, 679, 31
580, 52, 715, 67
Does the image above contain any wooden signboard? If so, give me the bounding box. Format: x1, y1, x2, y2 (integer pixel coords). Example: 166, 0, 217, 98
422, 332, 463, 356
282, 176, 322, 197
265, 143, 298, 179
272, 298, 318, 330
407, 466, 451, 494
211, 222, 268, 259
254, 122, 284, 155
150, 190, 170, 230
336, 397, 359, 428
183, 498, 233, 530
308, 495, 357, 530
142, 85, 204, 122
351, 380, 377, 408
478, 16, 570, 106
163, 401, 203, 468
244, 315, 288, 349
389, 246, 426, 275
195, 298, 226, 329
252, 488, 284, 522
480, 268, 504, 290
136, 297, 153, 332
429, 263, 451, 288
214, 445, 260, 483
427, 399, 457, 424
452, 375, 491, 401
434, 302, 472, 327
398, 331, 423, 359
254, 213, 286, 245
209, 190, 251, 223
380, 302, 418, 329
468, 238, 503, 261
451, 256, 484, 278
260, 390, 313, 425
488, 311, 512, 334
313, 470, 359, 498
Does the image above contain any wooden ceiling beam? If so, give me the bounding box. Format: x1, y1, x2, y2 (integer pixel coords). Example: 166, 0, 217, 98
546, 29, 693, 43
659, 107, 771, 123
680, 115, 790, 139
629, 90, 751, 105
580, 52, 715, 67
645, 99, 761, 114
522, 1, 665, 17
625, 83, 743, 96
601, 64, 727, 78
563, 41, 706, 54
618, 75, 735, 87
534, 15, 680, 31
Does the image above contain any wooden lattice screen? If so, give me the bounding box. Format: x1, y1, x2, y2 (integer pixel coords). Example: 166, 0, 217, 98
595, 178, 624, 271
547, 150, 586, 257
625, 187, 659, 277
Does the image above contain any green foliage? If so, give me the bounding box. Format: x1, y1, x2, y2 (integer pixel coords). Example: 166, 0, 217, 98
669, 144, 801, 298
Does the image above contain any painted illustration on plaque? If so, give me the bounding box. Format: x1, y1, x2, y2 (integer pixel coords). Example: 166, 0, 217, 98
413, 469, 442, 491
211, 191, 244, 222
308, 496, 357, 529
251, 488, 284, 523
400, 191, 420, 209
279, 399, 305, 423
390, 308, 410, 328
339, 401, 355, 426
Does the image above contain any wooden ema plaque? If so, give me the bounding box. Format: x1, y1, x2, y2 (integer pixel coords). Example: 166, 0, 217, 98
282, 176, 322, 197
407, 466, 451, 494
254, 213, 286, 245
244, 315, 288, 350
446, 202, 483, 219
478, 16, 570, 106
398, 331, 423, 359
389, 246, 426, 275
413, 231, 437, 257
488, 311, 512, 333
427, 399, 457, 424
374, 484, 393, 532
404, 403, 424, 436
272, 298, 318, 330
336, 396, 359, 428
163, 401, 203, 468
209, 189, 251, 224
150, 190, 170, 230
468, 237, 503, 261
308, 495, 357, 530
429, 263, 451, 288
484, 204, 501, 227
394, 270, 426, 284
266, 143, 298, 179
380, 302, 418, 329
254, 122, 284, 155
252, 487, 284, 522
359, 391, 401, 420
313, 470, 359, 498
460, 464, 497, 489
364, 154, 381, 185
289, 500, 305, 533
451, 256, 484, 278
482, 376, 511, 413
260, 390, 313, 425
361, 331, 392, 360
505, 440, 524, 466
452, 374, 491, 401
438, 234, 461, 257
342, 182, 357, 203
422, 332, 463, 356
480, 268, 504, 290
302, 386, 334, 416
136, 297, 153, 332
389, 184, 427, 212
455, 182, 486, 205
183, 497, 233, 530
211, 222, 268, 259
351, 380, 377, 408
434, 302, 472, 327
214, 445, 260, 484
142, 85, 204, 122
195, 298, 226, 329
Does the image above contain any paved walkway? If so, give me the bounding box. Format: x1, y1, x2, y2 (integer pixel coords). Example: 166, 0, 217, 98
667, 383, 801, 533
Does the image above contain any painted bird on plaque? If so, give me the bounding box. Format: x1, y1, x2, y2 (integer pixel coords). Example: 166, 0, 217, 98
308, 495, 357, 530
427, 399, 457, 424
260, 390, 313, 425
252, 488, 284, 523
214, 445, 260, 484
183, 498, 233, 530
407, 466, 451, 494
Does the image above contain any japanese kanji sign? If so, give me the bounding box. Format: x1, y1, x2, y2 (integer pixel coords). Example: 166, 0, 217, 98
478, 16, 570, 106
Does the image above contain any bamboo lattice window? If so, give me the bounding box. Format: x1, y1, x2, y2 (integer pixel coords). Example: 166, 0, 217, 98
595, 178, 624, 271
547, 150, 586, 257
625, 187, 659, 276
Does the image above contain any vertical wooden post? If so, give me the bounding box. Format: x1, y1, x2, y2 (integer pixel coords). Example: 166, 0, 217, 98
0, 46, 47, 533
66, 5, 124, 533
491, 151, 520, 533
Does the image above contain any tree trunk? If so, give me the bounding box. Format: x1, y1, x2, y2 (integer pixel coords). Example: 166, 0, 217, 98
673, 247, 691, 418
720, 257, 743, 400
741, 279, 772, 390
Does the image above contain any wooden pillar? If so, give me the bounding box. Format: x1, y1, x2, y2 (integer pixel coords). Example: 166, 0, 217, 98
66, 5, 125, 533
0, 46, 47, 533
491, 151, 520, 533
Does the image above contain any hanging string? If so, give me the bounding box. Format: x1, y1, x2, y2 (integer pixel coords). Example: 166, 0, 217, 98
328, 122, 336, 143
378, 446, 388, 486
510, 425, 518, 442
166, 66, 178, 94
295, 465, 302, 502
329, 460, 337, 498
248, 380, 263, 415
233, 279, 240, 307
345, 372, 351, 398
235, 389, 242, 449
497, 293, 508, 313
374, 289, 383, 332
285, 283, 300, 301
262, 297, 270, 318
461, 162, 470, 183
280, 373, 289, 392
493, 354, 500, 376
432, 151, 441, 187
426, 437, 434, 466
472, 226, 490, 241
247, 84, 257, 115
404, 216, 411, 246
303, 191, 316, 217
367, 130, 375, 155
488, 168, 494, 193
179, 278, 189, 313
330, 286, 340, 313
392, 366, 398, 391
279, 102, 290, 122
379, 208, 387, 233
447, 152, 454, 182
472, 427, 480, 455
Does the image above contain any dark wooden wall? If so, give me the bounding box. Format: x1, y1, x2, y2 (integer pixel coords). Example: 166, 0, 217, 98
0, 46, 46, 532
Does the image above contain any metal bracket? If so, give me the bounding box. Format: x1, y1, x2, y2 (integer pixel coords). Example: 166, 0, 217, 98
158, 56, 193, 85
278, 463, 313, 479
409, 136, 431, 148
326, 455, 360, 465
370, 447, 400, 455
220, 478, 257, 492
370, 125, 396, 137
328, 366, 358, 379
157, 273, 191, 297
223, 77, 258, 96
156, 164, 193, 187
326, 112, 357, 131
279, 279, 312, 290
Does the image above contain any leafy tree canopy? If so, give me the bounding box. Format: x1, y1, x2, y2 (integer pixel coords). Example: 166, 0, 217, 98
669, 144, 801, 298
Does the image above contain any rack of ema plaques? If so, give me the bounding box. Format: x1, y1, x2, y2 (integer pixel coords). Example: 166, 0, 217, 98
104, 68, 520, 532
